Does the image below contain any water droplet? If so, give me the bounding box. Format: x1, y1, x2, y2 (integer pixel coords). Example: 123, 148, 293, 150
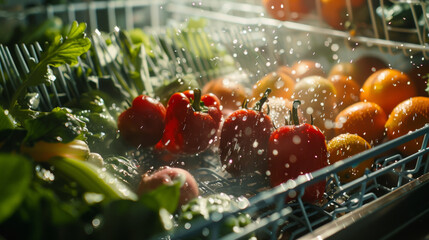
289, 154, 297, 163
92, 218, 101, 228
288, 190, 297, 198
293, 135, 301, 144
272, 149, 279, 156
185, 222, 192, 229
244, 127, 252, 136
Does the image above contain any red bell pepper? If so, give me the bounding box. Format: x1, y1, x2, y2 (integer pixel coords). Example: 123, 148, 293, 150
117, 95, 166, 148
159, 88, 222, 155
268, 100, 328, 203
219, 89, 273, 176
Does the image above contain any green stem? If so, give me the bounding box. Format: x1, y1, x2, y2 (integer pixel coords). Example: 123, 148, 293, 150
254, 88, 271, 112
191, 88, 202, 111
292, 100, 301, 125
9, 84, 28, 110
9, 57, 50, 110
242, 99, 249, 109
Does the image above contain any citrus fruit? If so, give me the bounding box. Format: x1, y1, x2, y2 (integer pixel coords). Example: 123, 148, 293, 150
292, 75, 337, 139
289, 60, 326, 82
328, 74, 360, 111
328, 62, 360, 84
360, 68, 417, 115
320, 0, 366, 31
262, 0, 315, 21
327, 133, 373, 183
252, 71, 295, 101
385, 96, 429, 156
202, 77, 248, 111
335, 101, 387, 145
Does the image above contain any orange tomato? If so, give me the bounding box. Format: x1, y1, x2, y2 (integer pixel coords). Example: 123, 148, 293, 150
385, 97, 429, 156
327, 133, 373, 183
335, 101, 387, 145
360, 69, 417, 115
292, 75, 337, 139
252, 71, 295, 101
262, 0, 315, 21
328, 62, 360, 83
289, 60, 326, 82
328, 74, 360, 111
202, 77, 248, 111
321, 0, 366, 30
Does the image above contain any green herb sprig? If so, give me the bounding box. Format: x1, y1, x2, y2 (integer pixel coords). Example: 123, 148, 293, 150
9, 21, 91, 109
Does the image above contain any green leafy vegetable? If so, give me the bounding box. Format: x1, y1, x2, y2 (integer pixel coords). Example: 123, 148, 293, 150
22, 107, 87, 146
49, 157, 138, 202
67, 92, 118, 153
154, 74, 200, 105
0, 106, 16, 131
0, 154, 32, 223
0, 179, 91, 240
10, 21, 92, 109
103, 156, 141, 189
139, 179, 181, 214
96, 181, 181, 239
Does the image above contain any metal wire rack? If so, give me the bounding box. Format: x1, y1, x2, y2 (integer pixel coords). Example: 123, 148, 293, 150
1, 0, 429, 240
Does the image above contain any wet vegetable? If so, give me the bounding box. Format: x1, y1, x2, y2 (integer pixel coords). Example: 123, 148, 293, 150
21, 139, 90, 162
268, 100, 328, 203
117, 95, 166, 148
159, 88, 222, 155
8, 21, 91, 110
262, 0, 315, 21
155, 75, 201, 106
104, 155, 142, 189
67, 92, 118, 153
219, 89, 273, 176
0, 152, 180, 240
138, 167, 199, 206
0, 107, 88, 157
49, 156, 137, 202
177, 193, 252, 239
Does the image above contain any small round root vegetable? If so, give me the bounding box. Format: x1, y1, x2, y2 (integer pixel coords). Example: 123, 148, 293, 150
138, 167, 199, 206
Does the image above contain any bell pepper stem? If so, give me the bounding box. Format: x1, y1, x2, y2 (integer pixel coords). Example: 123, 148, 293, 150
292, 100, 301, 125
254, 88, 271, 112
242, 98, 250, 109
191, 88, 202, 111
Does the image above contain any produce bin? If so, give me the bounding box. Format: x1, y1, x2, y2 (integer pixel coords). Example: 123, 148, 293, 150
0, 0, 428, 239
